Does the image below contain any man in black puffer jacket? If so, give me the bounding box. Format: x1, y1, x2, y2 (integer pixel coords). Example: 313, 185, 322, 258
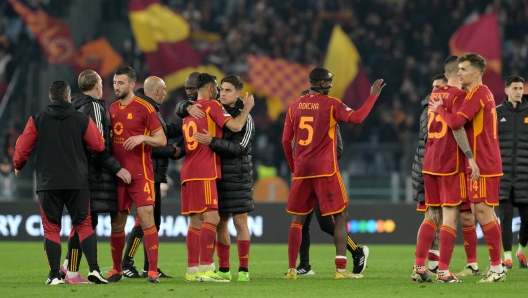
61, 70, 132, 283
496, 75, 528, 269
121, 76, 183, 279
410, 74, 446, 275
179, 75, 254, 281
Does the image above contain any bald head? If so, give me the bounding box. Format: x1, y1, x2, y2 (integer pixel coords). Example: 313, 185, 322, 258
143, 76, 166, 104
185, 72, 200, 101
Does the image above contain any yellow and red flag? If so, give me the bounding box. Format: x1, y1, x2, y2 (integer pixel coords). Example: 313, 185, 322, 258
8, 0, 122, 76
128, 0, 224, 91
247, 56, 313, 120
449, 12, 504, 102
324, 25, 371, 110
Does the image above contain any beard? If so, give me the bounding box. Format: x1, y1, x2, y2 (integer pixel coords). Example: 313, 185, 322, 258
115, 88, 129, 99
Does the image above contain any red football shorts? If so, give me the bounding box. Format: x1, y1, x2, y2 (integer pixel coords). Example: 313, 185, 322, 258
118, 178, 155, 212
181, 180, 218, 214
286, 172, 348, 216
424, 172, 466, 207
467, 176, 500, 206
416, 201, 427, 212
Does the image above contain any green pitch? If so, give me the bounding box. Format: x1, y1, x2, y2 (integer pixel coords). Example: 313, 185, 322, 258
1, 242, 526, 297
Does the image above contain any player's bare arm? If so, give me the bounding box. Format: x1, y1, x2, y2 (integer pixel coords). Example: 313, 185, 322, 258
224, 92, 255, 132
123, 129, 167, 150
452, 127, 480, 181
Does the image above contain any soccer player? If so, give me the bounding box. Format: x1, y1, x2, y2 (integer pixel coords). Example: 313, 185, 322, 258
411, 74, 447, 277
413, 56, 478, 283
13, 81, 108, 285
181, 73, 254, 282
60, 70, 132, 284
107, 66, 167, 283
430, 53, 505, 283
282, 67, 385, 280
121, 76, 181, 279
496, 75, 528, 269
296, 90, 369, 276
192, 75, 255, 282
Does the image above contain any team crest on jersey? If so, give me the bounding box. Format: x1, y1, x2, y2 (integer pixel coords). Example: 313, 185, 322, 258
111, 114, 115, 118
342, 103, 352, 111
127, 113, 133, 119
221, 107, 230, 117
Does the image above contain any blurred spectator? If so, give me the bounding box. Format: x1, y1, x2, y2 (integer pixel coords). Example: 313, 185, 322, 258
0, 156, 15, 200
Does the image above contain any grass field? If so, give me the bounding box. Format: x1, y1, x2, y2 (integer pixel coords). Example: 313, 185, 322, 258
1, 242, 526, 297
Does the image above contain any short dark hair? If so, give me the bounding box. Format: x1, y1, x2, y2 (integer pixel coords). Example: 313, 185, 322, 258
309, 67, 332, 84
221, 75, 243, 91
432, 73, 447, 83
114, 66, 137, 83
458, 53, 486, 74
506, 75, 525, 87
78, 70, 99, 92
196, 73, 217, 90
444, 55, 459, 75
49, 81, 71, 101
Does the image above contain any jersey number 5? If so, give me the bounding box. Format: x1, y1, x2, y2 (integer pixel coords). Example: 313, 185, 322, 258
183, 121, 198, 150
298, 116, 314, 146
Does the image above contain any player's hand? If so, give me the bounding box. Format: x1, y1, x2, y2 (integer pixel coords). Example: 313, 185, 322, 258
172, 143, 181, 158
187, 104, 204, 119
116, 168, 131, 184
194, 129, 213, 145
370, 79, 386, 96
429, 97, 444, 113
242, 92, 255, 111
123, 135, 146, 151
468, 158, 480, 181
14, 169, 21, 178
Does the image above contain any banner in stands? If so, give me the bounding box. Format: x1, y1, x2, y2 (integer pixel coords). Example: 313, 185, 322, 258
0, 202, 520, 244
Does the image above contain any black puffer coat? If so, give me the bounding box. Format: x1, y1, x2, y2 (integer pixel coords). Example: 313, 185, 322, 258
209, 99, 255, 213
497, 97, 528, 203
72, 93, 120, 213
411, 95, 429, 202
135, 88, 183, 183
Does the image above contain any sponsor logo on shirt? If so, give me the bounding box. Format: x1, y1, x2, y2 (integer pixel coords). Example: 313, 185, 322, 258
114, 122, 124, 136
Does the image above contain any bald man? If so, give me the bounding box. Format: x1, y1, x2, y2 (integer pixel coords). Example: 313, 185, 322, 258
121, 76, 183, 279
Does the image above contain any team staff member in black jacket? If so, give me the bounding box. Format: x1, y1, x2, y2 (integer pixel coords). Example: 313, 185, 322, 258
60, 70, 132, 284
121, 76, 182, 278
13, 81, 108, 285
496, 75, 528, 269
180, 75, 254, 282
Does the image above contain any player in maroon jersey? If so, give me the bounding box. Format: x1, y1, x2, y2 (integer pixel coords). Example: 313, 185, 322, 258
412, 56, 473, 283
181, 73, 254, 282
282, 67, 385, 279
430, 53, 505, 283
106, 66, 167, 283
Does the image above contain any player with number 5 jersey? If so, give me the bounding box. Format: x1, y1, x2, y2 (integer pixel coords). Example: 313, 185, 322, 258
282, 67, 385, 280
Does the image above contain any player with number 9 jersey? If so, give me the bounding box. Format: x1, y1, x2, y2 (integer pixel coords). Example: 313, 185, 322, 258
180, 99, 232, 214
181, 100, 232, 182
